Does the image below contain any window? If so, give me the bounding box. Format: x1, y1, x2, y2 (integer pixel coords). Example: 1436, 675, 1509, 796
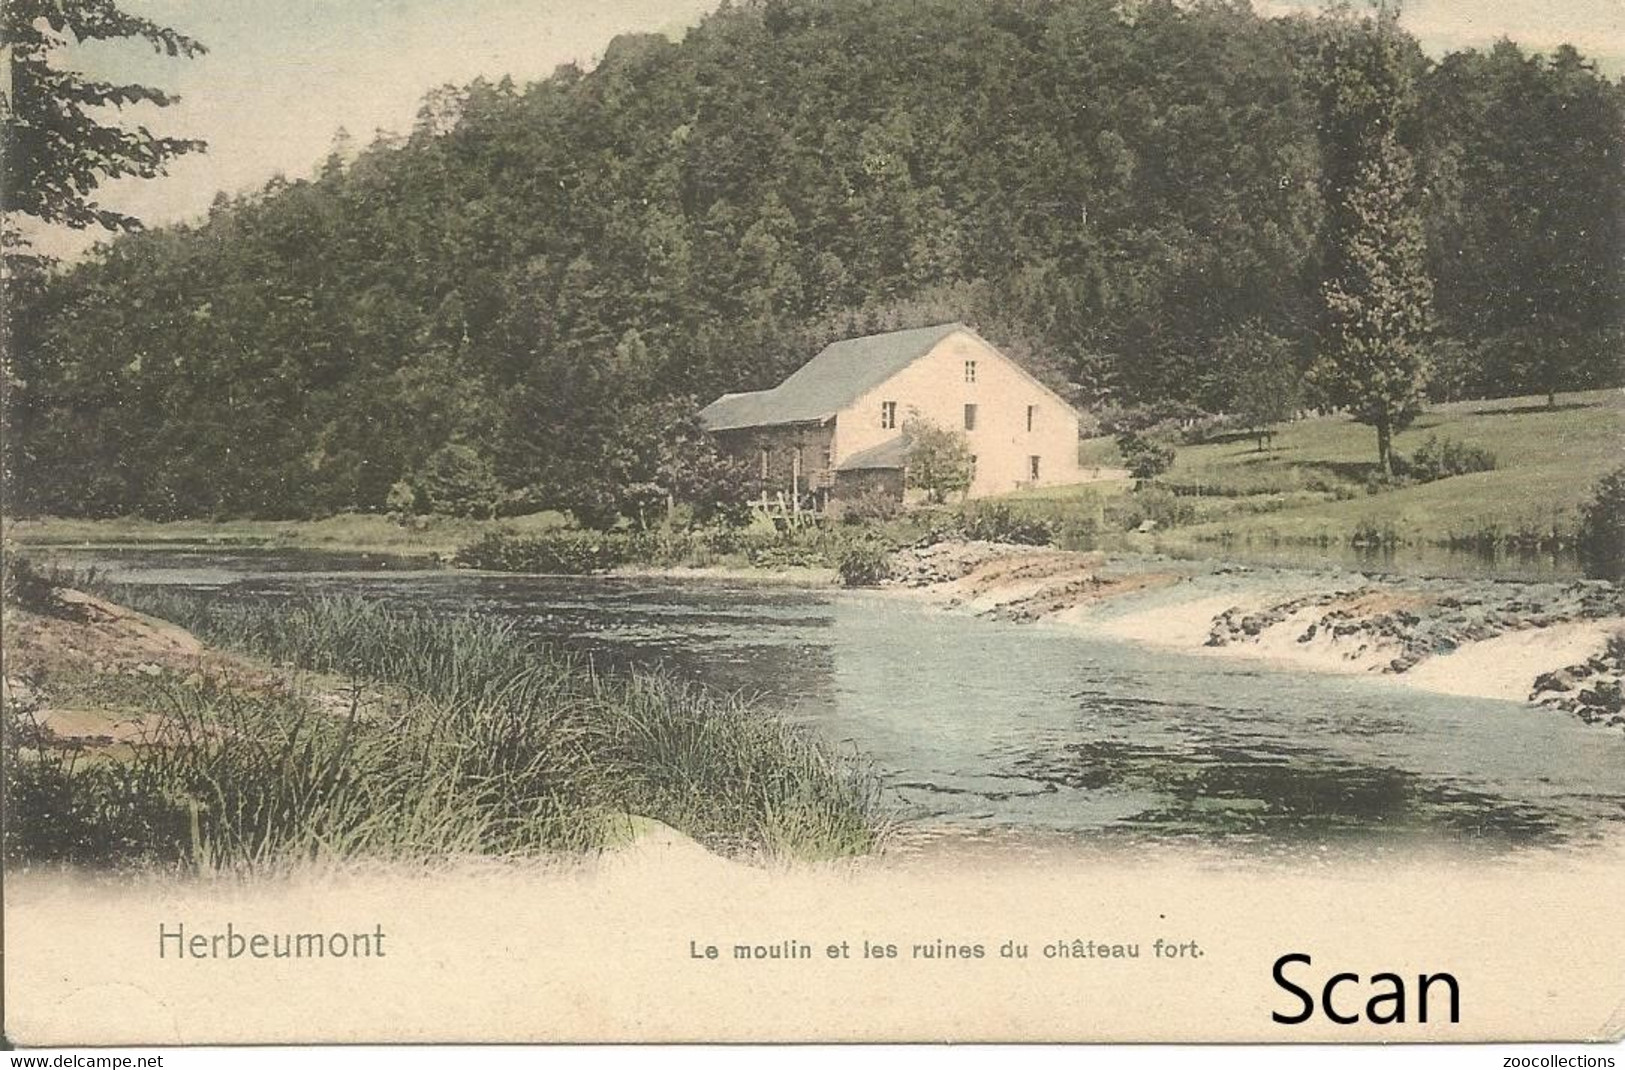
968, 455, 978, 482
964, 360, 977, 383
881, 401, 897, 429
1026, 405, 1036, 432
821, 447, 832, 471
963, 403, 978, 431
1029, 455, 1041, 482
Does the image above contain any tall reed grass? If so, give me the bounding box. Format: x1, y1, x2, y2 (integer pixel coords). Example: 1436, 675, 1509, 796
6, 590, 890, 871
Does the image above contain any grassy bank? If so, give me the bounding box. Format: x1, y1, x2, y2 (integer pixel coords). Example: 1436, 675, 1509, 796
997, 388, 1622, 561
454, 521, 911, 583
2, 510, 571, 556
3, 580, 890, 872
452, 504, 1067, 585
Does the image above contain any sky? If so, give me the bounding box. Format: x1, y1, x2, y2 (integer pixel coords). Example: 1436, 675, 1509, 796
21, 0, 1625, 262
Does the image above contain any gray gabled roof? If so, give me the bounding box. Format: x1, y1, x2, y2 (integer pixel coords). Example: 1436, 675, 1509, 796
835, 434, 911, 471
700, 322, 966, 432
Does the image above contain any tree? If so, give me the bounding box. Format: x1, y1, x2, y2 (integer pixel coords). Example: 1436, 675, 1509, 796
902, 415, 972, 504
1217, 324, 1302, 451
410, 443, 503, 518
2, 0, 208, 239
3, 2, 208, 517
1310, 8, 1433, 476
1421, 44, 1625, 406
1115, 431, 1174, 481
1577, 466, 1625, 582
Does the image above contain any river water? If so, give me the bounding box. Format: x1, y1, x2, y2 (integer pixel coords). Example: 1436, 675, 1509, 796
60, 548, 1625, 852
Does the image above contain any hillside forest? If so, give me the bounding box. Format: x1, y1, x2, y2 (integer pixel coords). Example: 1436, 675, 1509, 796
6, 0, 1623, 523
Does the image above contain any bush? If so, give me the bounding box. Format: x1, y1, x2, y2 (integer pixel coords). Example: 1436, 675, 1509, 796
1055, 514, 1104, 551
1113, 486, 1196, 531
412, 444, 504, 518
2, 552, 59, 613
1578, 466, 1625, 581
1406, 434, 1497, 483
1, 552, 101, 616
455, 530, 636, 574
833, 488, 903, 525
385, 479, 417, 526
1364, 468, 1414, 495
957, 503, 1056, 546
693, 525, 749, 557
1115, 431, 1176, 481
1351, 518, 1400, 548
836, 540, 893, 587
453, 522, 898, 575
903, 416, 973, 503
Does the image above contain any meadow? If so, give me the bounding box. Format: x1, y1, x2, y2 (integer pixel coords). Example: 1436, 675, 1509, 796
1006, 388, 1623, 560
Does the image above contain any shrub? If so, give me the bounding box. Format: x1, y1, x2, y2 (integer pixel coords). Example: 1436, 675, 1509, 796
1055, 515, 1104, 551
743, 525, 846, 570
455, 530, 635, 574
834, 488, 903, 525
836, 540, 893, 587
1, 552, 101, 616
903, 416, 973, 503
2, 552, 59, 613
957, 503, 1056, 545
1578, 466, 1625, 581
1364, 468, 1414, 495
1350, 519, 1400, 548
1115, 431, 1176, 481
1112, 486, 1195, 531
412, 443, 504, 518
694, 525, 749, 557
384, 479, 417, 526
1406, 434, 1497, 483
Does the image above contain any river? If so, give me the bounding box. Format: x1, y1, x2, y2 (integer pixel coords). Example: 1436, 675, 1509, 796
58, 548, 1625, 853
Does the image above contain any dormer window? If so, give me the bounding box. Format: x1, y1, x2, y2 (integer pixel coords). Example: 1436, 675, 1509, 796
964, 360, 977, 383
881, 400, 897, 429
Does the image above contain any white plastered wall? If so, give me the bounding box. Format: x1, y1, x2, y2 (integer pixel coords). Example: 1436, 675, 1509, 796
835, 330, 1083, 497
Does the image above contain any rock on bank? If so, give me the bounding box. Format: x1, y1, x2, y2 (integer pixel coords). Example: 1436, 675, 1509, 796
879, 540, 1625, 730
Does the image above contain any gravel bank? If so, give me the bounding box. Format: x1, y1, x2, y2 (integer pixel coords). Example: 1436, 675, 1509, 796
881, 539, 1625, 730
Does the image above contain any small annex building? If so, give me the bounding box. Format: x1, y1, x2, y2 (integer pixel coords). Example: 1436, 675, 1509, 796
698, 322, 1084, 511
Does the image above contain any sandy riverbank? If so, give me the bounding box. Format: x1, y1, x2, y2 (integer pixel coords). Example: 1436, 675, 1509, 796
880, 540, 1625, 724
